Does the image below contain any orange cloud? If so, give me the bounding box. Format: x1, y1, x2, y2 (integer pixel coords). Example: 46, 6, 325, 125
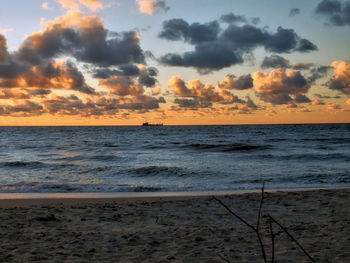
136, 0, 169, 15
327, 103, 341, 111
41, 2, 51, 10
0, 61, 94, 94
346, 99, 350, 105
328, 61, 350, 94
253, 68, 310, 105
57, 0, 103, 11
99, 75, 144, 96
168, 75, 251, 112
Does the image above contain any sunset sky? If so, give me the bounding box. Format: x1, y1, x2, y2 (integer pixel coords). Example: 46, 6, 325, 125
0, 0, 349, 125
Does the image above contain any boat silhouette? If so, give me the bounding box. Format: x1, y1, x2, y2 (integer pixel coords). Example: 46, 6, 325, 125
142, 122, 163, 126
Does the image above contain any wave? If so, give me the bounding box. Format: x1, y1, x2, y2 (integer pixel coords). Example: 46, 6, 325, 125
130, 166, 190, 177
259, 153, 348, 161
187, 143, 271, 152
0, 161, 76, 169
0, 161, 45, 168
299, 138, 350, 143
0, 182, 165, 193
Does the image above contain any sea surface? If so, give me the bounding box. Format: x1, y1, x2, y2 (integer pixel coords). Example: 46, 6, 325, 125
0, 124, 349, 193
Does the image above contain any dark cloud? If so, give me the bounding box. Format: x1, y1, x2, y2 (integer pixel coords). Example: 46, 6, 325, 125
307, 65, 332, 83
220, 13, 247, 24
138, 66, 158, 87
93, 64, 157, 87
153, 0, 170, 13
261, 55, 289, 68
315, 0, 350, 26
295, 38, 318, 52
18, 14, 145, 67
160, 41, 243, 73
218, 74, 253, 90
292, 62, 314, 70
174, 98, 212, 108
0, 34, 8, 61
314, 93, 341, 99
118, 95, 163, 110
0, 88, 51, 100
261, 55, 315, 71
92, 64, 141, 79
0, 100, 43, 116
159, 19, 220, 44
44, 95, 101, 116
289, 8, 301, 17
159, 18, 317, 72
251, 17, 261, 25
0, 57, 29, 79
294, 94, 311, 103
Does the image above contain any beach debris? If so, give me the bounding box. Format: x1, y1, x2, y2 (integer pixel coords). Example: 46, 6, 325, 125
213, 183, 315, 263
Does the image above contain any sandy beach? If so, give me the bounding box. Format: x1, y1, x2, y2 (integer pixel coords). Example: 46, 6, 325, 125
0, 188, 349, 262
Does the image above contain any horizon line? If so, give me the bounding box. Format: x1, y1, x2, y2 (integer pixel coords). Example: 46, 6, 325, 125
0, 122, 349, 127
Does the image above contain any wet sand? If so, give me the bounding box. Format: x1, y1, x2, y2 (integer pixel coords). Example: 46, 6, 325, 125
0, 188, 349, 262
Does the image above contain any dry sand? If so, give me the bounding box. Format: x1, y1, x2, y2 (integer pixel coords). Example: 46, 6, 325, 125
0, 188, 349, 262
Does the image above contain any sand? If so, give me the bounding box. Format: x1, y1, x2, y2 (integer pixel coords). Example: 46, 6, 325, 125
0, 188, 349, 262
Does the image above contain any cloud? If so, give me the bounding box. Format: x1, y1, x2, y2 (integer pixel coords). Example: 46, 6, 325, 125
327, 102, 342, 110
159, 18, 317, 72
0, 60, 95, 94
44, 94, 101, 116
0, 34, 9, 61
0, 9, 164, 119
311, 99, 325, 105
289, 8, 300, 17
168, 76, 244, 108
294, 94, 311, 103
314, 93, 341, 99
292, 62, 314, 70
99, 75, 144, 96
18, 12, 145, 67
217, 74, 253, 90
42, 2, 52, 10
160, 41, 243, 73
315, 0, 350, 26
0, 88, 50, 100
253, 68, 310, 104
159, 19, 220, 45
220, 13, 247, 24
327, 60, 350, 94
136, 0, 169, 15
57, 0, 103, 11
346, 98, 350, 105
307, 65, 332, 83
261, 55, 290, 68
0, 100, 44, 116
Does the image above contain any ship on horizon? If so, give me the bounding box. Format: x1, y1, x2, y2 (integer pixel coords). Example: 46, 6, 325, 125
142, 122, 163, 126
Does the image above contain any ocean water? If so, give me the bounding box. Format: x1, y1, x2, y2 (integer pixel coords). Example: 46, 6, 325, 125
0, 124, 349, 193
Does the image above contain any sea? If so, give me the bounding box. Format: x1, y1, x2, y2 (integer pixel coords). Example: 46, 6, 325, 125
0, 124, 349, 193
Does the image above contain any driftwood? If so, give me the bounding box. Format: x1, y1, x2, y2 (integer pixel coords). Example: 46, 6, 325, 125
213, 184, 315, 263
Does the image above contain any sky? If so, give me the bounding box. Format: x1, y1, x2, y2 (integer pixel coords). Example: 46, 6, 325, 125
0, 0, 349, 125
